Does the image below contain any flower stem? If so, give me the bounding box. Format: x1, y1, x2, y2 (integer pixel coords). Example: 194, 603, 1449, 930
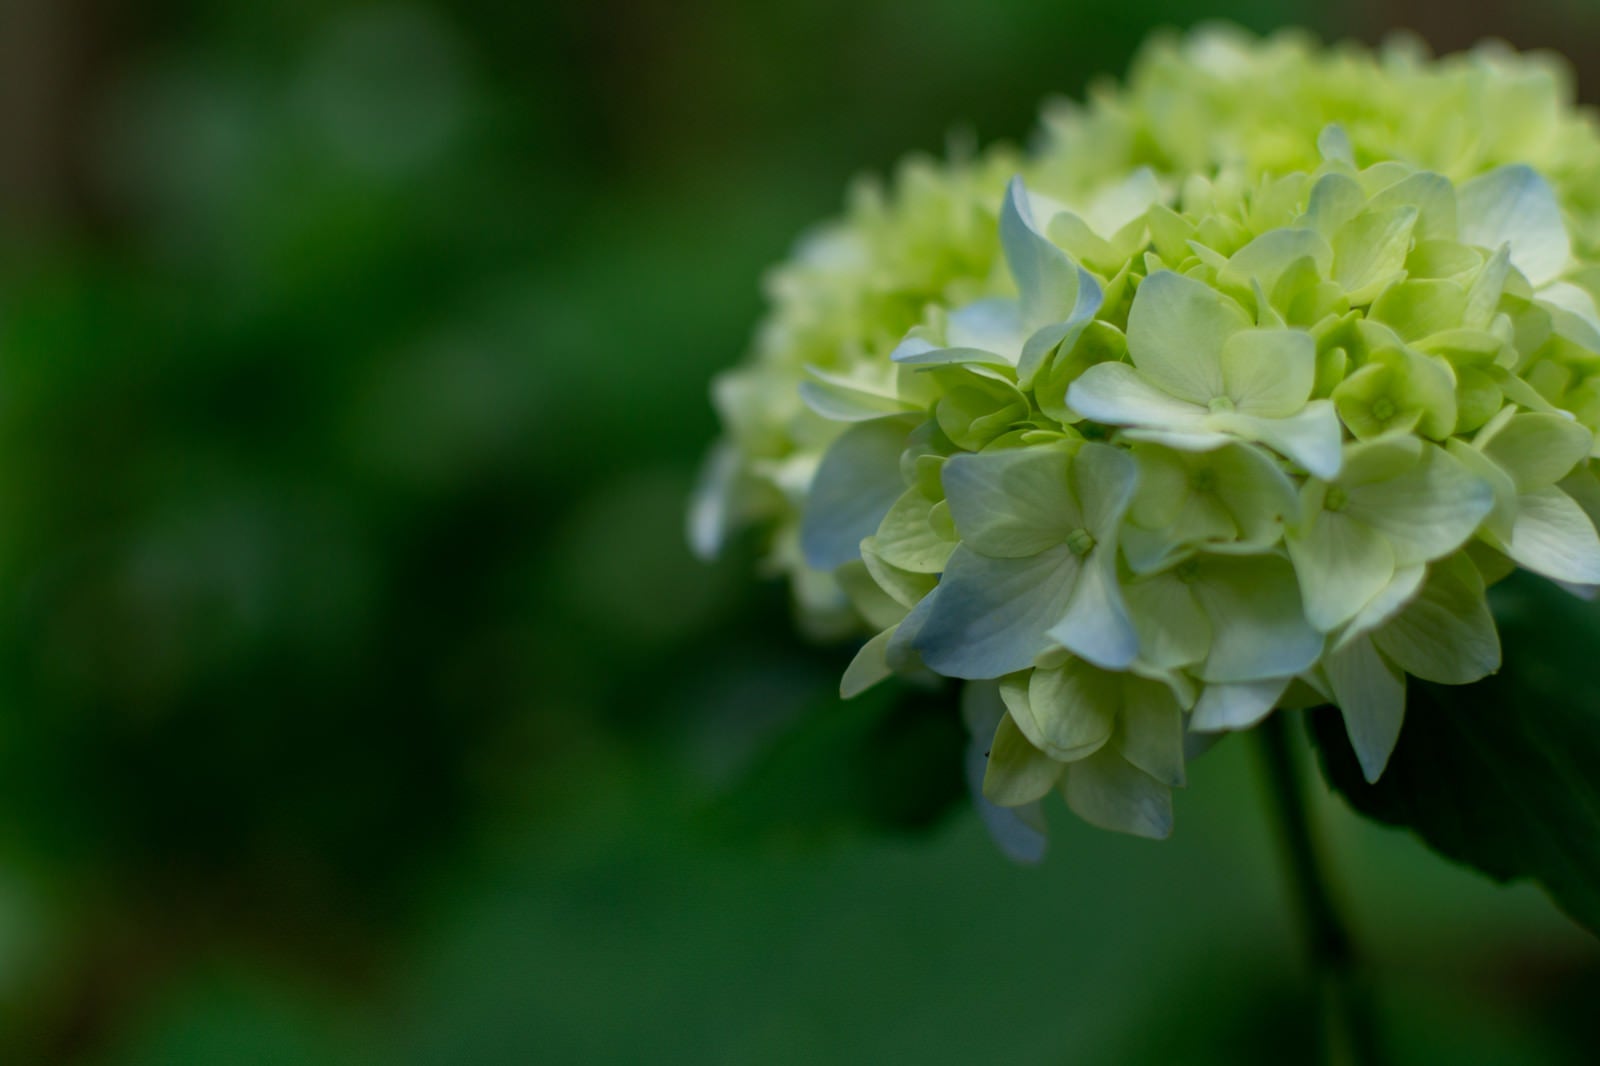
1256, 713, 1383, 1066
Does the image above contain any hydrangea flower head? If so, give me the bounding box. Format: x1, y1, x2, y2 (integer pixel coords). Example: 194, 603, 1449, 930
694, 26, 1600, 852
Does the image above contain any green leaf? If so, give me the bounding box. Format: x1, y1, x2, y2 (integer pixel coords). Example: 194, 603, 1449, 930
1309, 572, 1600, 936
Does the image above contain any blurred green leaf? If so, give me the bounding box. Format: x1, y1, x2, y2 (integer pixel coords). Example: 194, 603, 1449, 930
1309, 572, 1600, 937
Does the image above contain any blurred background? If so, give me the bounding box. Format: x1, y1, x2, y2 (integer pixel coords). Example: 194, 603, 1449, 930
0, 0, 1597, 1062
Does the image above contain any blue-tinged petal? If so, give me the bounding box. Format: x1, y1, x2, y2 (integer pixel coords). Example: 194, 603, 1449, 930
1325, 636, 1406, 783
687, 440, 740, 561
945, 298, 1027, 357
799, 417, 916, 569
1049, 548, 1139, 670
941, 445, 1081, 558
911, 545, 1081, 679
1190, 677, 1291, 732
1073, 441, 1141, 536
1002, 176, 1085, 330
1458, 164, 1570, 287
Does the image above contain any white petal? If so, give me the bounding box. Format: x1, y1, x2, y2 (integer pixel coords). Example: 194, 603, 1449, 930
687, 440, 740, 561
1002, 176, 1088, 330
945, 298, 1028, 357
1066, 361, 1209, 429
1208, 401, 1343, 479
1344, 443, 1494, 566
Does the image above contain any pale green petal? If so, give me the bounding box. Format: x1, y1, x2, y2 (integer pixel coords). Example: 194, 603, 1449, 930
841, 626, 897, 698
982, 712, 1066, 806
1210, 442, 1300, 543
1344, 444, 1494, 566
941, 445, 1081, 557
1226, 228, 1334, 294
859, 538, 940, 608
1333, 206, 1418, 304
799, 366, 919, 422
1066, 361, 1209, 430
893, 344, 1015, 369
1019, 658, 1118, 761
1287, 510, 1397, 631
1458, 164, 1570, 287
961, 680, 1049, 864
1126, 270, 1250, 403
1124, 571, 1211, 671
1190, 677, 1291, 732
1504, 485, 1600, 584
910, 545, 1080, 679
1481, 412, 1593, 493
873, 491, 957, 574
1116, 678, 1187, 787
1063, 748, 1173, 839
1372, 554, 1500, 684
1220, 328, 1316, 417
1335, 563, 1426, 649
836, 559, 908, 631
1191, 554, 1325, 682
1128, 444, 1192, 529
1325, 636, 1406, 783
1368, 170, 1458, 242
1305, 172, 1366, 238
800, 417, 915, 569
1117, 426, 1237, 451
1208, 400, 1343, 479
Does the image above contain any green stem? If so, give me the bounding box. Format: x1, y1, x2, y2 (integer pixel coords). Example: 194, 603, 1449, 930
1256, 713, 1383, 1066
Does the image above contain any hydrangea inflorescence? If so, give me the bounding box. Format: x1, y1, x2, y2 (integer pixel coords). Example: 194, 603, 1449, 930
693, 26, 1600, 854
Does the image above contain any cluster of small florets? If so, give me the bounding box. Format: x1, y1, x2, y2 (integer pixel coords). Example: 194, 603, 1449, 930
693, 27, 1600, 850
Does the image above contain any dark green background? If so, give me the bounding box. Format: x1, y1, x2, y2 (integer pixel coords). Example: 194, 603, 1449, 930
0, 0, 1596, 1062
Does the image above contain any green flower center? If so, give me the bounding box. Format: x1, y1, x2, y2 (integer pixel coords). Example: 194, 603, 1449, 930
1371, 396, 1398, 422
1066, 528, 1097, 556
1324, 485, 1349, 512
1174, 559, 1201, 583
1190, 467, 1219, 493
1208, 396, 1236, 414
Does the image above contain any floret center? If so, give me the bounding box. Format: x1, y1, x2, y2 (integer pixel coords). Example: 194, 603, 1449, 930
1208, 396, 1236, 414
1066, 528, 1097, 556
1190, 467, 1219, 493
1324, 485, 1349, 512
1371, 396, 1398, 422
